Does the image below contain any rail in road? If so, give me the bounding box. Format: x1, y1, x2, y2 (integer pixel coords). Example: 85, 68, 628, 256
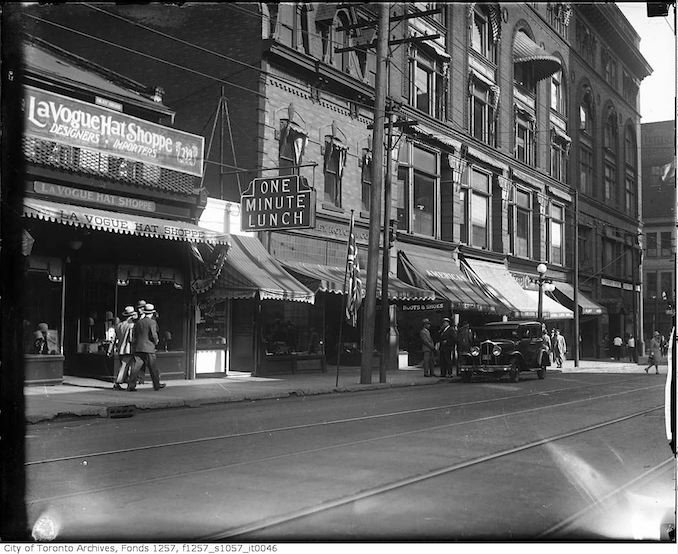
25, 375, 672, 541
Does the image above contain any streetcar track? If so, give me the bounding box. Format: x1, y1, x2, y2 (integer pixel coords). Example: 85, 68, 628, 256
198, 406, 663, 540
26, 385, 662, 505
538, 457, 675, 538
26, 378, 661, 466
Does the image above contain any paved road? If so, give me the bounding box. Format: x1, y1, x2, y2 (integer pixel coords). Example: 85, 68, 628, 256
25, 373, 674, 542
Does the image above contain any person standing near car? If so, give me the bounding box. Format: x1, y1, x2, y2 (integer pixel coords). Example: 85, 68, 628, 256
438, 318, 453, 378
542, 326, 552, 364
553, 329, 567, 368
419, 318, 435, 377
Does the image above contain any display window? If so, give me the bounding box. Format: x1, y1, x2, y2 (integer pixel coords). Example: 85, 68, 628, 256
24, 257, 63, 355
261, 300, 321, 356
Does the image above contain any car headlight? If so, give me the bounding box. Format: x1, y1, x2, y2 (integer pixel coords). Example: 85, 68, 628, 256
492, 345, 502, 357
470, 346, 480, 356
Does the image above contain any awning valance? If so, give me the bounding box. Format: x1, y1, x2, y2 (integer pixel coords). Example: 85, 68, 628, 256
551, 282, 607, 316
207, 235, 314, 303
23, 198, 227, 244
523, 290, 573, 320
513, 31, 562, 82
462, 258, 539, 319
397, 248, 506, 313
282, 261, 435, 302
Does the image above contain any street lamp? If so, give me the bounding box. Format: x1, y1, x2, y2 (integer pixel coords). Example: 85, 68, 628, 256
534, 263, 555, 322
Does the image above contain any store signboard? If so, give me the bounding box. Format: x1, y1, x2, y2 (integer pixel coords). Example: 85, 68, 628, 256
601, 278, 622, 288
23, 85, 204, 177
32, 181, 156, 213
241, 175, 315, 231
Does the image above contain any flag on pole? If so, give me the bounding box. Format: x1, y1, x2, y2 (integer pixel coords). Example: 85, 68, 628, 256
345, 213, 363, 326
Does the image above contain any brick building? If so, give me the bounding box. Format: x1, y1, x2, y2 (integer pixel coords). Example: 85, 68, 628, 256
641, 120, 676, 342
17, 2, 651, 368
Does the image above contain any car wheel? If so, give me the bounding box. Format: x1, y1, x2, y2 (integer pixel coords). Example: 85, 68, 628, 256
510, 359, 520, 383
537, 355, 547, 379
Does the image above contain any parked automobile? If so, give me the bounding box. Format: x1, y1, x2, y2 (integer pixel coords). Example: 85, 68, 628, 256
458, 321, 550, 382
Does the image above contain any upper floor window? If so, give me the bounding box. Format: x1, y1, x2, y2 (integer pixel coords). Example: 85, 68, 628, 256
415, 2, 446, 26
395, 143, 440, 238
579, 144, 593, 196
623, 72, 639, 106
549, 203, 565, 265
624, 126, 637, 216
604, 107, 618, 203
624, 126, 637, 169
578, 225, 594, 272
323, 134, 348, 208
515, 107, 535, 166
460, 167, 491, 248
334, 12, 352, 74
469, 76, 497, 146
604, 108, 618, 152
409, 49, 445, 118
509, 188, 532, 258
548, 2, 572, 37
550, 69, 566, 115
646, 232, 658, 257
576, 21, 596, 65
278, 109, 308, 176
601, 48, 617, 88
471, 5, 498, 63
661, 231, 673, 257
579, 88, 594, 134
360, 150, 372, 213
550, 136, 569, 183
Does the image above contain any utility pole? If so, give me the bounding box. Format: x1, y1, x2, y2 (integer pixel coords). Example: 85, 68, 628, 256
380, 108, 394, 383
361, 2, 389, 384
573, 189, 580, 367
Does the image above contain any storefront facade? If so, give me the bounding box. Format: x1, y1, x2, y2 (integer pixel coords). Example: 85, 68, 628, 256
21, 41, 222, 384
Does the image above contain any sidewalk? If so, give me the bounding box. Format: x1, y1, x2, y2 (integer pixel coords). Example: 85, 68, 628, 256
24, 358, 665, 424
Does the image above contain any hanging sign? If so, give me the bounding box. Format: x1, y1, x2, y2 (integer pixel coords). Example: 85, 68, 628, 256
241, 175, 315, 231
23, 85, 204, 177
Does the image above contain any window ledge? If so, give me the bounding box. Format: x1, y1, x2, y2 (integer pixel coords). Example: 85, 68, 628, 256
321, 203, 344, 214
359, 211, 370, 220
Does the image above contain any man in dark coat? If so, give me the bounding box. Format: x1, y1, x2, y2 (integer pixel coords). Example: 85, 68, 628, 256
127, 303, 165, 391
419, 318, 435, 377
439, 318, 455, 378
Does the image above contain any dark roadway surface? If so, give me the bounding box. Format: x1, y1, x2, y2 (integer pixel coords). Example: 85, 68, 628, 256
24, 373, 674, 542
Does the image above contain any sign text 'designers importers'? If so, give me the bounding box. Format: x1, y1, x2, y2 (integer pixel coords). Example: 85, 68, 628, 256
241, 175, 315, 231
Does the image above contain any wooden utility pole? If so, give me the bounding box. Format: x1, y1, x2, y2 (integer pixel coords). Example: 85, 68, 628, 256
361, 2, 389, 384
380, 109, 394, 383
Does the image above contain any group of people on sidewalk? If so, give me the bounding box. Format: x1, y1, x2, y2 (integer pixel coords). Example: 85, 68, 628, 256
111, 299, 166, 392
419, 317, 473, 378
540, 326, 567, 368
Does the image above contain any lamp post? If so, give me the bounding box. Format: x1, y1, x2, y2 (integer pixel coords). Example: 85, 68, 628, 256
535, 263, 555, 322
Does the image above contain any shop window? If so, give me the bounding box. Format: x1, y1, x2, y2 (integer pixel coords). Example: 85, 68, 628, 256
24, 258, 64, 355
549, 203, 564, 265
469, 77, 497, 146
510, 188, 532, 258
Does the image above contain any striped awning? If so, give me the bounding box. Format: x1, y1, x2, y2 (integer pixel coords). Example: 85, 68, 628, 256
206, 235, 315, 303
524, 290, 573, 320
398, 248, 506, 313
513, 31, 562, 82
282, 261, 435, 302
23, 197, 227, 244
551, 282, 607, 316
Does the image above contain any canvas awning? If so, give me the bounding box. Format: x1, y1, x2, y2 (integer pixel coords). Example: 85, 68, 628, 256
204, 235, 315, 303
551, 282, 607, 316
282, 261, 435, 302
513, 31, 562, 82
397, 248, 506, 313
523, 290, 573, 320
23, 197, 227, 244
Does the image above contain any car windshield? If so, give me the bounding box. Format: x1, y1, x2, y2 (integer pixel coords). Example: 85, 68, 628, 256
475, 327, 520, 341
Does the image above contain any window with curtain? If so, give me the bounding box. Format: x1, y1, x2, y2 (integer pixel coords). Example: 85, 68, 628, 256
549, 203, 564, 265
550, 139, 568, 182
361, 151, 372, 213
412, 146, 438, 237
510, 188, 532, 258
464, 168, 491, 249
395, 143, 411, 232
279, 118, 307, 176
323, 139, 347, 207
550, 69, 566, 115
515, 112, 535, 166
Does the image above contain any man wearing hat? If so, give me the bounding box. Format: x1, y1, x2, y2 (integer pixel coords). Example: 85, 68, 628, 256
644, 330, 662, 375
127, 303, 166, 391
439, 317, 456, 378
419, 318, 435, 377
113, 306, 136, 390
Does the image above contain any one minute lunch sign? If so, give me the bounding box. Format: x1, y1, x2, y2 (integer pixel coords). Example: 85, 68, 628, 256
241, 175, 316, 231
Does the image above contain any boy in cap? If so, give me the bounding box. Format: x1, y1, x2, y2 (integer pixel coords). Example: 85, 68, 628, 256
419, 318, 435, 377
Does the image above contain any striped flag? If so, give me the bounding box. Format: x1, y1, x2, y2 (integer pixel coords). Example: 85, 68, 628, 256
345, 213, 363, 326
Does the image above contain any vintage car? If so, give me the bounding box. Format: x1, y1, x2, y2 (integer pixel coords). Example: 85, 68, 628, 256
458, 321, 550, 382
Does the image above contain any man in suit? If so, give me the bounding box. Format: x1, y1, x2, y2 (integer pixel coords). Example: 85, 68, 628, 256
438, 318, 454, 378
419, 318, 435, 377
127, 303, 165, 391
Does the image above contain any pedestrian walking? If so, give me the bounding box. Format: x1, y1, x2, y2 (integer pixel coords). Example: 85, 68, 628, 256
660, 334, 668, 357
644, 331, 662, 375
127, 303, 165, 391
133, 300, 147, 385
612, 335, 623, 360
449, 321, 459, 376
627, 335, 637, 363
542, 326, 552, 364
419, 318, 436, 377
438, 318, 454, 378
553, 329, 567, 368
113, 306, 136, 390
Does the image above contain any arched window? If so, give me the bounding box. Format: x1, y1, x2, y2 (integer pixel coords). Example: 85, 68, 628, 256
603, 106, 618, 203
578, 86, 594, 196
